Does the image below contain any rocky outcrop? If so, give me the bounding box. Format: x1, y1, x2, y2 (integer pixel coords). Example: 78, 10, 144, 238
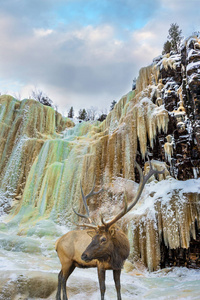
140, 36, 200, 180
0, 271, 57, 300
183, 36, 200, 152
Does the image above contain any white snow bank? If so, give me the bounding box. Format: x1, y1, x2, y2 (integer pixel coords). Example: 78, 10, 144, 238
128, 177, 200, 217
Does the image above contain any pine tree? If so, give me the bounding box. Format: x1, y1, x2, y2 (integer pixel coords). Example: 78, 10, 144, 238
162, 40, 171, 55
132, 78, 137, 90
97, 114, 107, 122
110, 100, 117, 111
167, 23, 182, 52
162, 23, 182, 54
78, 108, 87, 121
68, 106, 74, 118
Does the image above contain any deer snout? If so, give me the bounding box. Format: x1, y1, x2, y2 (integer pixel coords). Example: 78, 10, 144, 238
81, 252, 91, 262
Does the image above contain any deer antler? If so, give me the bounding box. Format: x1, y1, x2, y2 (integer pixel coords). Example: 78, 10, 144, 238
101, 158, 165, 228
73, 178, 103, 228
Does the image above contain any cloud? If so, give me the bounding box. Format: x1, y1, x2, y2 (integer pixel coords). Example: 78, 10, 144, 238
0, 0, 199, 114
0, 18, 138, 110
34, 28, 54, 37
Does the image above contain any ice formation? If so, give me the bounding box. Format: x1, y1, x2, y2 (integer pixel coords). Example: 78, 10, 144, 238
0, 34, 200, 273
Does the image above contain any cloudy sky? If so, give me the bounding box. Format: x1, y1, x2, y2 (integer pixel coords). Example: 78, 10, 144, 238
0, 0, 199, 114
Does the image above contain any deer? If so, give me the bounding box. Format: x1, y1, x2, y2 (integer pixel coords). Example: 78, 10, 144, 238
55, 159, 164, 300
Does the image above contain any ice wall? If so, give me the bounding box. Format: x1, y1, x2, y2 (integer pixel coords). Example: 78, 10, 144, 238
0, 83, 169, 227
127, 178, 200, 271
0, 35, 200, 271
0, 95, 74, 214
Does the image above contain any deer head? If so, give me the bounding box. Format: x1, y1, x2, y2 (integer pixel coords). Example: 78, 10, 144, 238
73, 158, 165, 267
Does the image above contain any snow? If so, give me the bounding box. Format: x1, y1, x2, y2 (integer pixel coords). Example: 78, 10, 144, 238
187, 73, 200, 85
187, 48, 200, 60
186, 60, 200, 72
157, 54, 181, 71
128, 177, 200, 218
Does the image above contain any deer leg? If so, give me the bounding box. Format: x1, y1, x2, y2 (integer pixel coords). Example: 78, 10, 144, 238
56, 271, 62, 300
60, 264, 76, 300
97, 267, 106, 300
113, 269, 122, 300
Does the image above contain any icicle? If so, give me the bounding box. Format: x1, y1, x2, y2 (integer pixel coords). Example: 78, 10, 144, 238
126, 181, 200, 270
164, 135, 174, 163
192, 167, 199, 179
161, 54, 181, 71
156, 97, 163, 106
136, 102, 147, 159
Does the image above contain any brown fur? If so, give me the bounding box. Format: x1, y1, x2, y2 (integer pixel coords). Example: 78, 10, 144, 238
56, 225, 130, 300
109, 226, 130, 269
82, 225, 130, 270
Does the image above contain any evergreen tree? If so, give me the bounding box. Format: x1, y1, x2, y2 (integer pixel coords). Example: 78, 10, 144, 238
68, 106, 74, 118
110, 100, 117, 111
162, 23, 182, 54
167, 23, 182, 52
78, 108, 87, 120
97, 114, 107, 122
132, 78, 137, 90
162, 40, 171, 55
40, 96, 53, 107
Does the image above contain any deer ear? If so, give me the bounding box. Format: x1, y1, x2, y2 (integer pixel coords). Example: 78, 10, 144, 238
109, 227, 116, 237
87, 230, 96, 238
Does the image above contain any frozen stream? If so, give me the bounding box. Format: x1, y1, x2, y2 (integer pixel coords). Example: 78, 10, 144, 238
0, 220, 200, 300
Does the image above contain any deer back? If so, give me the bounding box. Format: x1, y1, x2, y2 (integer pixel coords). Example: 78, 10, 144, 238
56, 230, 98, 268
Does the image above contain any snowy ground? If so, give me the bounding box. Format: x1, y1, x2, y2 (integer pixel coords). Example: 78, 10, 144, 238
0, 228, 200, 300
0, 177, 200, 299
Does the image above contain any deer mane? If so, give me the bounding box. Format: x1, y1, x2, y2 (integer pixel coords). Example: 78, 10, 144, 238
110, 226, 130, 270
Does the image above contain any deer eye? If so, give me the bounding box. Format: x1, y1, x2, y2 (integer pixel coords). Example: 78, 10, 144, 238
100, 237, 107, 243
